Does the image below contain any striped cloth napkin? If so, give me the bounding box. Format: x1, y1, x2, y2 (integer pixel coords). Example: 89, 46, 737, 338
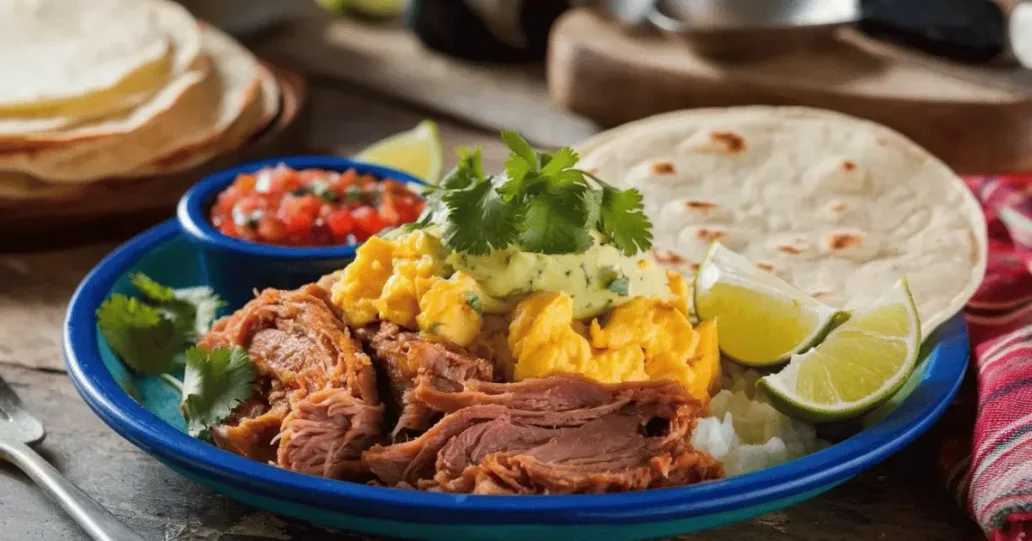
935, 176, 1032, 541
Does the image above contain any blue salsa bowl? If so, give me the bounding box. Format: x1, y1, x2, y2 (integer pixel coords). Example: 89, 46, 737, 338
177, 155, 426, 309
64, 219, 970, 541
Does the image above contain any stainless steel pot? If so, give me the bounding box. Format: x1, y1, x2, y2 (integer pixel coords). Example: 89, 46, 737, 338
577, 0, 861, 58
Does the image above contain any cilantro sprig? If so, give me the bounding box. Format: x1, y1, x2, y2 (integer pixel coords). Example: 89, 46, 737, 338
408, 131, 653, 256
95, 274, 259, 442
96, 273, 224, 375
181, 346, 257, 441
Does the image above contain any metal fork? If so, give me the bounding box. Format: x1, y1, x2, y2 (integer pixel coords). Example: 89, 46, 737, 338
0, 376, 144, 541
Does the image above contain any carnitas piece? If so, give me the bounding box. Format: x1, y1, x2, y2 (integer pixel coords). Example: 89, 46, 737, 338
356, 322, 494, 441
200, 284, 384, 480
362, 374, 723, 494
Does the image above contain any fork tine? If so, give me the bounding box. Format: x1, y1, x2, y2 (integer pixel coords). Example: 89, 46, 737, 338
0, 375, 26, 418
0, 375, 45, 442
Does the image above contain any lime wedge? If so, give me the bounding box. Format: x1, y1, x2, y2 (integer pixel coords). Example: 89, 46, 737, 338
356, 120, 443, 184
316, 0, 406, 18
693, 243, 844, 367
758, 278, 921, 423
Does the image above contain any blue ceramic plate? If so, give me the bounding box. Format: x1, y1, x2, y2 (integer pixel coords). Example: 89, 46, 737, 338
64, 219, 970, 541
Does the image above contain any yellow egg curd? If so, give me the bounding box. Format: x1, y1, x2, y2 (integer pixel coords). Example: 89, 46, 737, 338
508, 290, 720, 404
331, 230, 490, 347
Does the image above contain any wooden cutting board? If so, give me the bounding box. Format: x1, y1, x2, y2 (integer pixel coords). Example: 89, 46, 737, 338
549, 9, 1032, 174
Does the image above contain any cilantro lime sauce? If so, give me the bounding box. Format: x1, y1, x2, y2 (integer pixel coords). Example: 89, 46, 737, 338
446, 235, 673, 319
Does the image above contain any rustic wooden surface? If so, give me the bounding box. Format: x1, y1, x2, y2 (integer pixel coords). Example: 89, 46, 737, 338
0, 14, 986, 541
548, 9, 1032, 175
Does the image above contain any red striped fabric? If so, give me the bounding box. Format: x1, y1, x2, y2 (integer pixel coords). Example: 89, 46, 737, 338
941, 176, 1032, 540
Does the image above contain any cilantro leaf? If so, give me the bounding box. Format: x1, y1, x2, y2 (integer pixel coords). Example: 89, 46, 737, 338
465, 292, 483, 315
607, 276, 630, 296
441, 147, 486, 190
130, 273, 225, 341
580, 186, 603, 232
600, 186, 653, 256
96, 295, 182, 375
344, 184, 364, 203
181, 346, 257, 441
499, 131, 541, 202
173, 286, 225, 337
99, 275, 226, 376
499, 159, 535, 201
501, 130, 537, 168
519, 183, 595, 254
540, 147, 579, 178
131, 273, 175, 303
406, 148, 487, 234
442, 177, 524, 255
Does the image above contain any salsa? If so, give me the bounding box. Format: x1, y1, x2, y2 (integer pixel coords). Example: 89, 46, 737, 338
210, 165, 425, 247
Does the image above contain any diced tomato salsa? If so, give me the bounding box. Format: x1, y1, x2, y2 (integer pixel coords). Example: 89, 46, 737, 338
210, 165, 425, 247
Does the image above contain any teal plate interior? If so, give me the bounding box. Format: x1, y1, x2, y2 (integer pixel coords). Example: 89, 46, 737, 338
63, 220, 971, 541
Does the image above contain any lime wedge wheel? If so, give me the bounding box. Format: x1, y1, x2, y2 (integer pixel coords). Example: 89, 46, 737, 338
758, 278, 921, 423
693, 243, 845, 367
356, 120, 444, 184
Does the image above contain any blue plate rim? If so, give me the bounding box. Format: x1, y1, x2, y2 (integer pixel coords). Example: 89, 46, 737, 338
176, 154, 427, 261
64, 218, 970, 526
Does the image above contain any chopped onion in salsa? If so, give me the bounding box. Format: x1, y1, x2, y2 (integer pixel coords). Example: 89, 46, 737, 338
210, 165, 425, 247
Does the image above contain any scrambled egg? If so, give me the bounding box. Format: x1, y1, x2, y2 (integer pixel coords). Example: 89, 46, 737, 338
331, 230, 488, 346
331, 236, 396, 326
417, 272, 487, 346
331, 230, 720, 403
508, 292, 604, 382
508, 290, 721, 404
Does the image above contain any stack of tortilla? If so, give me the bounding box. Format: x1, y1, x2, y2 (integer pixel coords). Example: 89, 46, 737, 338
0, 0, 281, 201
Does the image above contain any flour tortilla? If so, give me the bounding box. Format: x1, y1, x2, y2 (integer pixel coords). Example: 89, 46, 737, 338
576, 107, 988, 337
0, 173, 83, 200
130, 65, 280, 176
0, 25, 260, 183
0, 0, 202, 127
114, 25, 267, 178
0, 65, 277, 200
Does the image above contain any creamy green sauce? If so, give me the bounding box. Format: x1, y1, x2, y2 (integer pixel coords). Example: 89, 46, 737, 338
386, 226, 672, 319
446, 235, 672, 319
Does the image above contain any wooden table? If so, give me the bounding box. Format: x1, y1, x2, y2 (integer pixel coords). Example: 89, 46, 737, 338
0, 18, 986, 541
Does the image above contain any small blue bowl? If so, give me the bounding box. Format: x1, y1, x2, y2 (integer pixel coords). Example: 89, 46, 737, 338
177, 155, 426, 309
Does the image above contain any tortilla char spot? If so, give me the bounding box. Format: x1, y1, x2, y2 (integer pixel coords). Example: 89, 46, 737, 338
841, 160, 857, 172
689, 263, 700, 272
777, 240, 810, 255
587, 168, 598, 174
828, 200, 847, 212
709, 131, 746, 153
651, 161, 675, 174
755, 262, 775, 273
826, 231, 864, 251
683, 200, 717, 212
651, 247, 685, 263
811, 290, 833, 299
696, 228, 727, 243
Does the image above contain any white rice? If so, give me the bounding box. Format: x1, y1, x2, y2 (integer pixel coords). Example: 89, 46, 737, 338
690, 361, 829, 477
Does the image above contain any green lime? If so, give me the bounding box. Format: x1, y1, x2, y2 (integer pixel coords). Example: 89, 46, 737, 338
693, 242, 845, 367
356, 120, 443, 184
316, 0, 406, 18
758, 278, 921, 423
